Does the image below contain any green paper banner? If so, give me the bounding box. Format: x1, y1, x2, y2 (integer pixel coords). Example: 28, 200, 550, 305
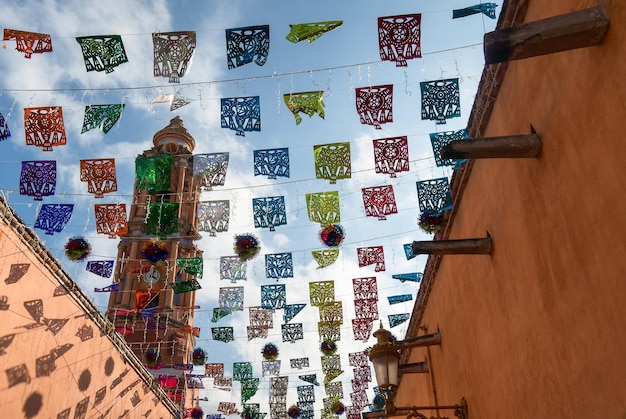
286, 21, 343, 43
171, 279, 201, 294
135, 155, 172, 194
284, 91, 325, 125
177, 257, 203, 278
146, 202, 179, 238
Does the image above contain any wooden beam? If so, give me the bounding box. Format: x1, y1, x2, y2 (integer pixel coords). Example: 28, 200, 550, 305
399, 361, 429, 374
441, 133, 541, 159
412, 237, 492, 255
484, 6, 609, 64
398, 332, 442, 349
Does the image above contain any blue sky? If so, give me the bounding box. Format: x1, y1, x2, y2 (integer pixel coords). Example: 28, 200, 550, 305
0, 1, 498, 416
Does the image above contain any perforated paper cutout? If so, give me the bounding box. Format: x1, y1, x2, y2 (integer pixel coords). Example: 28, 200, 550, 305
95, 204, 128, 238
306, 191, 340, 224
193, 153, 229, 190
318, 321, 341, 342
80, 158, 117, 197
265, 253, 293, 280
219, 287, 244, 312
416, 177, 453, 212
253, 196, 287, 231
221, 96, 260, 136
284, 91, 325, 125
284, 304, 306, 323
352, 277, 378, 300
420, 78, 461, 124
290, 358, 309, 370
429, 129, 468, 167
373, 136, 409, 177
212, 327, 235, 342
282, 323, 304, 343
309, 281, 335, 306
81, 105, 124, 134
362, 185, 398, 220
34, 204, 73, 235
378, 14, 421, 66
314, 142, 351, 184
388, 313, 411, 327
354, 298, 379, 320
261, 284, 286, 310
352, 319, 373, 342
24, 107, 66, 151
86, 260, 114, 278
20, 160, 56, 201
286, 21, 343, 43
226, 25, 270, 69
3, 29, 52, 58
357, 246, 386, 271
220, 256, 247, 283
153, 31, 196, 83
312, 249, 339, 269
198, 200, 230, 235
76, 36, 128, 73
254, 148, 290, 179
355, 85, 393, 129
135, 155, 172, 193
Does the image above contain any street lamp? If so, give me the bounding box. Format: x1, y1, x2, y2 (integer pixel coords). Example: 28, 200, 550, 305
366, 323, 467, 419
369, 325, 401, 414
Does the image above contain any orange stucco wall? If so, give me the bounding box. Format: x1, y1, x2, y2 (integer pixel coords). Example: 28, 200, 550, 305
0, 207, 175, 417
395, 1, 626, 418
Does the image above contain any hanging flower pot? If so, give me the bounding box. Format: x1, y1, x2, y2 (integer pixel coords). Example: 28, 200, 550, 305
192, 347, 207, 365
234, 234, 261, 261
190, 407, 204, 419
372, 394, 386, 410
320, 339, 337, 355
144, 348, 162, 369
287, 404, 301, 418
418, 209, 444, 234
241, 407, 253, 419
64, 236, 91, 261
319, 223, 345, 247
331, 399, 345, 415
261, 342, 279, 360
141, 239, 169, 264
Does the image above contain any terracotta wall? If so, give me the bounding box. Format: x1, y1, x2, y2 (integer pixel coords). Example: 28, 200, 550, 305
395, 1, 626, 418
0, 202, 175, 418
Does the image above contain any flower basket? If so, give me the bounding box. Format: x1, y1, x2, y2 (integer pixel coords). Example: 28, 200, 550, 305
287, 405, 301, 418
141, 239, 169, 264
241, 407, 254, 419
418, 209, 444, 234
372, 394, 386, 410
331, 399, 345, 415
144, 348, 161, 369
190, 407, 204, 419
234, 234, 261, 261
262, 342, 279, 360
319, 223, 345, 247
320, 340, 337, 355
192, 347, 207, 365
64, 237, 91, 261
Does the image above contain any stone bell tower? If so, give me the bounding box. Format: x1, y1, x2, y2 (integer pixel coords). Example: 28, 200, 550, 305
106, 116, 203, 408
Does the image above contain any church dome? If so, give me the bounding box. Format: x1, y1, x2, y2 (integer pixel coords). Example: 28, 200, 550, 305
152, 116, 195, 153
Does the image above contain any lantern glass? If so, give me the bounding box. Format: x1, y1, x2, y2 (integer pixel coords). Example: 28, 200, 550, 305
372, 351, 399, 387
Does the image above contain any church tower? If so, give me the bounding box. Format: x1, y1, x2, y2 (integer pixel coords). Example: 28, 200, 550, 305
106, 116, 203, 408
